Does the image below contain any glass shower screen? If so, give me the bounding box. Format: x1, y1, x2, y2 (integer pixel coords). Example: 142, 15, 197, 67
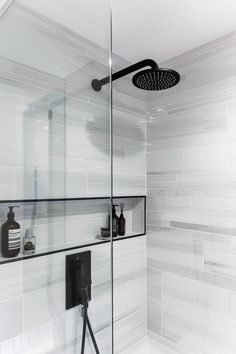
0, 1, 113, 353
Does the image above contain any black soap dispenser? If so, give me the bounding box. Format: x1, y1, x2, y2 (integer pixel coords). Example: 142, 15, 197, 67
1, 206, 21, 258
112, 205, 119, 237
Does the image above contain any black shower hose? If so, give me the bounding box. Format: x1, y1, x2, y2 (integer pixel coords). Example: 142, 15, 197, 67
80, 289, 100, 354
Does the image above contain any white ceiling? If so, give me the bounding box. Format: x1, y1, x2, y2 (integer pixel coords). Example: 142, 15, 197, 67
16, 0, 236, 64
112, 0, 236, 63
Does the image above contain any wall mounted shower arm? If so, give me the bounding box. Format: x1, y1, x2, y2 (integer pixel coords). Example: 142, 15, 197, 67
91, 59, 158, 91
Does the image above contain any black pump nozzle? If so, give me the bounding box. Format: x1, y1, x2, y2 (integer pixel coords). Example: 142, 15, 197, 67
7, 206, 19, 219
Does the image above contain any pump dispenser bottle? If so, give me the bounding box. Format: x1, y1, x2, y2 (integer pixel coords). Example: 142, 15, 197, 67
118, 203, 126, 236
1, 206, 21, 258
112, 205, 119, 237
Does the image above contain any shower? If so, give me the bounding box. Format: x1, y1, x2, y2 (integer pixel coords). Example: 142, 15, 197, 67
91, 58, 180, 91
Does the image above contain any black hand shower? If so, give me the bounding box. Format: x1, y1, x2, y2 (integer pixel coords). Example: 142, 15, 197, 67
91, 58, 180, 91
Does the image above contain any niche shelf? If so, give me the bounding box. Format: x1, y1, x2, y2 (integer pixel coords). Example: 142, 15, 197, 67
0, 195, 146, 265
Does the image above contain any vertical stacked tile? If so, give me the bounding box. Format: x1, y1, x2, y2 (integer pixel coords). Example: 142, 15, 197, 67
147, 32, 236, 353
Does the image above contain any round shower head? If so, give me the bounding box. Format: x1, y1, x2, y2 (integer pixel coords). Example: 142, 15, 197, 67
132, 68, 180, 91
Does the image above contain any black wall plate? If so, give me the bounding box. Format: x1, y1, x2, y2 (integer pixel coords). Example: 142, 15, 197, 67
66, 251, 91, 310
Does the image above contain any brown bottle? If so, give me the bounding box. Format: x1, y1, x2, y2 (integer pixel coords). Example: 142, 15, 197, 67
118, 203, 126, 236
1, 206, 21, 258
112, 205, 119, 237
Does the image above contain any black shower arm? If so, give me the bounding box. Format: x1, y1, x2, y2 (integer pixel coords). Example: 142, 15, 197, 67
91, 58, 158, 91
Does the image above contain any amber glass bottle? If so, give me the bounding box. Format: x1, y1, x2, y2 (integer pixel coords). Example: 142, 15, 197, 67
1, 206, 21, 258
118, 203, 126, 236
112, 205, 119, 237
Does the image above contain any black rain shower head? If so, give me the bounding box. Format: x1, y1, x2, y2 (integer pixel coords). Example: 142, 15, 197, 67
132, 68, 180, 91
91, 59, 180, 92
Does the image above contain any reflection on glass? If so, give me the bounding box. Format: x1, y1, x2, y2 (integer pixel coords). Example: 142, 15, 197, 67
0, 0, 112, 353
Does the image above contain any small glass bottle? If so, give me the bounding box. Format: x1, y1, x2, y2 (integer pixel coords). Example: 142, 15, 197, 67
23, 229, 36, 255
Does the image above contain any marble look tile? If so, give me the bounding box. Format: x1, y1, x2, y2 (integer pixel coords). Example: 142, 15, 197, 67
113, 238, 146, 353
147, 295, 161, 335
0, 297, 23, 342
162, 282, 228, 317
171, 221, 236, 237
147, 196, 192, 208
147, 31, 236, 354
0, 262, 23, 301
0, 242, 113, 352
114, 309, 145, 354
204, 241, 236, 279
147, 210, 199, 224
147, 103, 227, 143
162, 310, 236, 354
162, 272, 229, 301
147, 268, 161, 299
148, 233, 203, 271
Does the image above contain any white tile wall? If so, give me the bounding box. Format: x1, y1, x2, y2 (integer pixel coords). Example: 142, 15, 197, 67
113, 237, 146, 354
147, 32, 236, 354
0, 235, 146, 354
0, 245, 112, 354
